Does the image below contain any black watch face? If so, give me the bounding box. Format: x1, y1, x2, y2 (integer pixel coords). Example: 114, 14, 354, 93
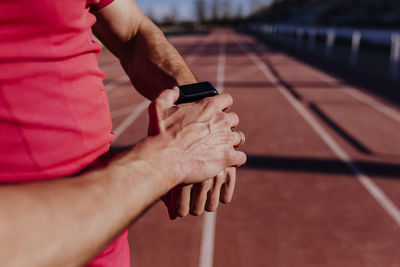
176, 82, 219, 104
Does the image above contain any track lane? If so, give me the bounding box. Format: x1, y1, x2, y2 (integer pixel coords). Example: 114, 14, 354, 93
244, 33, 400, 218
99, 29, 400, 267
111, 32, 221, 267
214, 30, 400, 267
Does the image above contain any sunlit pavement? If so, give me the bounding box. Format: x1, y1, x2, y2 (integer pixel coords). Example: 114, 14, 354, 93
99, 29, 400, 267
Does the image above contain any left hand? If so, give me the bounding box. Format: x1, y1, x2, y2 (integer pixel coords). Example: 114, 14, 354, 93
162, 167, 237, 219
148, 88, 245, 219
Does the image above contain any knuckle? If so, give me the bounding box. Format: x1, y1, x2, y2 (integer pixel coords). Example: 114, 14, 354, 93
222, 112, 239, 128
161, 88, 177, 100
235, 131, 242, 143
190, 209, 204, 216
231, 112, 239, 125
222, 111, 231, 121
216, 170, 226, 180
176, 206, 189, 217
230, 131, 237, 141
220, 197, 231, 204
177, 210, 189, 217
224, 132, 234, 145
239, 152, 247, 165
201, 180, 213, 191
222, 93, 233, 105
169, 88, 179, 98
206, 203, 218, 212
221, 117, 231, 129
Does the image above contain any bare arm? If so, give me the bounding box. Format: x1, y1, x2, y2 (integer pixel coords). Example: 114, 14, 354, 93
0, 90, 246, 266
92, 0, 197, 99
92, 0, 242, 219
0, 141, 172, 267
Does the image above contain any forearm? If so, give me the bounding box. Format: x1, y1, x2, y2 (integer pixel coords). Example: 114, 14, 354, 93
119, 18, 197, 99
0, 149, 171, 267
92, 1, 196, 100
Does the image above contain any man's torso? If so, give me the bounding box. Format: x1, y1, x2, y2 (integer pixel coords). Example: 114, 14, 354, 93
0, 1, 130, 266
0, 0, 114, 182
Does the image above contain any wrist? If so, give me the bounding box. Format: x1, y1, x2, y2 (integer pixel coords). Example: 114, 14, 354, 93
138, 135, 186, 188
176, 74, 197, 86
109, 136, 184, 197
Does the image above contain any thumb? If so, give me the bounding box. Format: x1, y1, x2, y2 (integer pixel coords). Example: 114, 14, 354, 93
157, 87, 180, 107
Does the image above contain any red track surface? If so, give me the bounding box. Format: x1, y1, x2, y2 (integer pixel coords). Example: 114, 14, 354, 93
99, 29, 400, 267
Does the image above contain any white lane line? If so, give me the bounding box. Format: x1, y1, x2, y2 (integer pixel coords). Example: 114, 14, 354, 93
216, 38, 226, 92
282, 56, 400, 124
199, 34, 226, 267
112, 100, 149, 140
199, 211, 217, 267
237, 35, 400, 228
110, 104, 141, 118
227, 67, 259, 82
112, 34, 216, 142
341, 88, 400, 124
186, 35, 215, 65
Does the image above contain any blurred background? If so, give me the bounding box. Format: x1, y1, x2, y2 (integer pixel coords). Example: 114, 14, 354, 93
134, 0, 400, 102
137, 0, 400, 28
101, 1, 400, 266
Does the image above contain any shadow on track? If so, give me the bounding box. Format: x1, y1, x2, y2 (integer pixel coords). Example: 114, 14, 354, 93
258, 52, 375, 156
243, 154, 400, 179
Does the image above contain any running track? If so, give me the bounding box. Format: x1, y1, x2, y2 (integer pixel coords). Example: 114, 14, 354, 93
98, 29, 400, 267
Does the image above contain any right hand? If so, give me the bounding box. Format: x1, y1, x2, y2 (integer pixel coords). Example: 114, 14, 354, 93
162, 167, 237, 219
146, 87, 246, 185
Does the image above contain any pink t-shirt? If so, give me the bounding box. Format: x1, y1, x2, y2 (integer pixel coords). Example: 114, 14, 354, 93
0, 0, 130, 266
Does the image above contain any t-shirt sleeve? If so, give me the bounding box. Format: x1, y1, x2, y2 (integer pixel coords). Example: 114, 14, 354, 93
91, 0, 115, 11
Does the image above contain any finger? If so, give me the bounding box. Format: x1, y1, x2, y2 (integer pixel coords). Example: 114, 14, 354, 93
190, 179, 213, 216
232, 131, 245, 148
205, 171, 225, 212
220, 167, 236, 203
229, 150, 247, 167
175, 184, 193, 218
157, 87, 180, 107
225, 112, 239, 128
202, 93, 233, 111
